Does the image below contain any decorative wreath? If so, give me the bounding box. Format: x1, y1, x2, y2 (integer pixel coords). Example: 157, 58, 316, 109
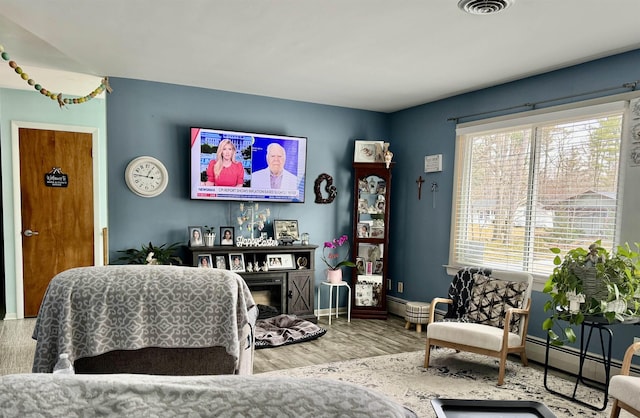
314, 173, 337, 204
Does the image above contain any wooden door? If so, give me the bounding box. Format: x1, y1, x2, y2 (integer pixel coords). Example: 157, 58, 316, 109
19, 128, 95, 317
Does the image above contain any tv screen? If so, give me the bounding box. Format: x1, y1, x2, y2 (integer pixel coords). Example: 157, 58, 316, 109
190, 127, 307, 203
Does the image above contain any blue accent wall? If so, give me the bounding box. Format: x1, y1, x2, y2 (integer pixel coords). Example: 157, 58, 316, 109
106, 78, 388, 308
387, 49, 640, 359
4, 48, 640, 361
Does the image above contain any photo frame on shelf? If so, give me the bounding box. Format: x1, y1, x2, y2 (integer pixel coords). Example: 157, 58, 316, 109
197, 254, 213, 268
355, 257, 365, 275
357, 222, 371, 238
370, 226, 384, 239
220, 226, 235, 246
266, 254, 294, 269
188, 226, 204, 247
229, 253, 245, 272
274, 220, 299, 242
215, 255, 227, 269
374, 259, 384, 275
355, 274, 383, 307
353, 140, 384, 163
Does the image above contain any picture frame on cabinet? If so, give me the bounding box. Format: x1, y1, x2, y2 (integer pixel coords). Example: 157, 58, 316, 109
374, 259, 383, 275
188, 226, 204, 247
215, 255, 227, 269
370, 226, 384, 239
357, 198, 369, 213
197, 254, 213, 268
266, 254, 294, 269
357, 222, 371, 238
353, 140, 384, 163
355, 274, 383, 307
274, 220, 299, 242
220, 227, 235, 246
355, 257, 365, 275
229, 253, 245, 272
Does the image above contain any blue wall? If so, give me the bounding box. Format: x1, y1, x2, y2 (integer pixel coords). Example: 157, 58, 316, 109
106, 79, 388, 309
387, 49, 640, 359
4, 48, 639, 360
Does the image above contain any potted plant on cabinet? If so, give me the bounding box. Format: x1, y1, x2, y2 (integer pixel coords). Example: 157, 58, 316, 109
542, 241, 640, 345
203, 226, 216, 247
116, 241, 183, 265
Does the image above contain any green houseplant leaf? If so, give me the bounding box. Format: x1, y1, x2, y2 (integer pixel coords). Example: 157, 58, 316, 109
542, 241, 640, 345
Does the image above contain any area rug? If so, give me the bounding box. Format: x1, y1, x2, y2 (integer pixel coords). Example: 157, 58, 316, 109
260, 349, 614, 417
255, 314, 327, 349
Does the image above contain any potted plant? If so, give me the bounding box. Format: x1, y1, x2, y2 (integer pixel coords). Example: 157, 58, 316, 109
542, 241, 640, 345
116, 241, 183, 265
203, 225, 216, 247
320, 235, 356, 283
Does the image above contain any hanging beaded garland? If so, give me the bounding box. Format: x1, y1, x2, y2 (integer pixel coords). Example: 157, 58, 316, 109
0, 43, 112, 108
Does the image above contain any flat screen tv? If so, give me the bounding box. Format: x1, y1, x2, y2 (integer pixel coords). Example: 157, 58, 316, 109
190, 127, 307, 203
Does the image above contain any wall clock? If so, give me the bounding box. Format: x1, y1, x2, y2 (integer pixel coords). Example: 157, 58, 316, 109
124, 156, 169, 198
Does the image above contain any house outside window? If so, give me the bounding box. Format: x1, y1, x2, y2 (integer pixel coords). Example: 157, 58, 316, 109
450, 101, 626, 279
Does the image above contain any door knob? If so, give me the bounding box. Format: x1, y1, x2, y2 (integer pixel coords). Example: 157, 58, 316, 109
23, 229, 39, 237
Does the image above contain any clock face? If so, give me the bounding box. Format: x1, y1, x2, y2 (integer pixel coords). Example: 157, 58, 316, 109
125, 156, 169, 197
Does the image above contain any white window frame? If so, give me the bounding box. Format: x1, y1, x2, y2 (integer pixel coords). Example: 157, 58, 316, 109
448, 99, 629, 290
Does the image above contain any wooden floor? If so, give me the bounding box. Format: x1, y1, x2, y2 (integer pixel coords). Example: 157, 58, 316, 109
0, 314, 427, 375
254, 314, 426, 373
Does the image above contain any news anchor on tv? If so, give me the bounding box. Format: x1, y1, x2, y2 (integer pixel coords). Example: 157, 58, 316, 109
204, 139, 245, 187
251, 143, 298, 190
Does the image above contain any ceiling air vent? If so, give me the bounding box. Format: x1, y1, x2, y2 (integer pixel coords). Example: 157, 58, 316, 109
458, 0, 514, 15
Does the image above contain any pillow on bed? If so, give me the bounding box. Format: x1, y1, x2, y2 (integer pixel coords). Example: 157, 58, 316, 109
463, 273, 528, 333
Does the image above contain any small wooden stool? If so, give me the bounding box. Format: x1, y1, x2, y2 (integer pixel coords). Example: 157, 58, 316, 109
404, 301, 430, 333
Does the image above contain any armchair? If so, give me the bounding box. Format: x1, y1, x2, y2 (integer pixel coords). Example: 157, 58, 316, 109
424, 269, 533, 386
609, 341, 640, 418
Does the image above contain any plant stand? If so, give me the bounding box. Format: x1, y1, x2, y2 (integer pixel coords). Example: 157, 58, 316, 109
543, 316, 639, 411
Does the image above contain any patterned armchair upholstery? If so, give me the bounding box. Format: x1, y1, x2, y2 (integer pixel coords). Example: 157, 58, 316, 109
424, 269, 533, 385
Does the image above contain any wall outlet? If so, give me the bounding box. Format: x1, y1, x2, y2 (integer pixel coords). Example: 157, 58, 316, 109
398, 281, 403, 293
635, 337, 640, 355
387, 278, 392, 289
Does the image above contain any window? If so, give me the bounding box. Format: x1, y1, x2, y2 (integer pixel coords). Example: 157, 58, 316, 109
450, 102, 625, 278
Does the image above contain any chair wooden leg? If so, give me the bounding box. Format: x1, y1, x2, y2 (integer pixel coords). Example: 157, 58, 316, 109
609, 399, 620, 418
405, 321, 411, 330
416, 324, 422, 333
519, 349, 528, 366
424, 340, 431, 368
498, 353, 507, 386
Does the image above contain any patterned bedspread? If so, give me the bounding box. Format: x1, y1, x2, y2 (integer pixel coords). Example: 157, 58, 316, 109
32, 265, 256, 373
0, 374, 417, 417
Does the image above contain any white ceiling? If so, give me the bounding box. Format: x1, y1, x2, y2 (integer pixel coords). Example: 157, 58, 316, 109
1, 0, 640, 113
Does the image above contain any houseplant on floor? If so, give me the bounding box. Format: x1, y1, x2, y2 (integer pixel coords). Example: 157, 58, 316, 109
542, 241, 640, 345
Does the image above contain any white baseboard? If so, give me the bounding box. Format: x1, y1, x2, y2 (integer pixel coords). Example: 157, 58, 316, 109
316, 296, 409, 318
